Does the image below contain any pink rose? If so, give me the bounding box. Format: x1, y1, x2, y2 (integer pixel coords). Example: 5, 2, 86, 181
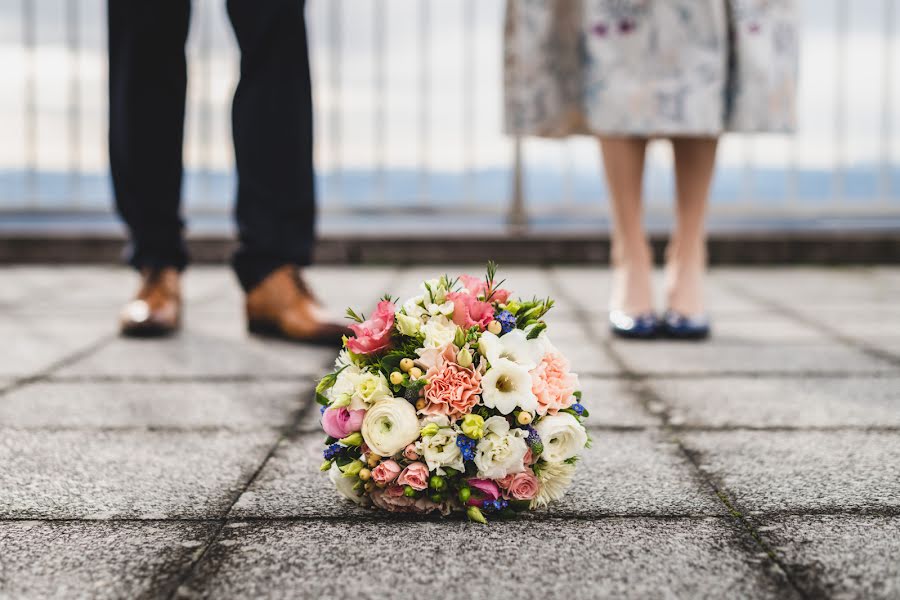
369, 486, 445, 514
347, 300, 395, 354
498, 470, 540, 501
447, 292, 495, 330
421, 344, 482, 420
397, 462, 429, 491
403, 444, 419, 460
466, 478, 501, 506
458, 274, 511, 305
530, 351, 577, 415
523, 447, 535, 466
321, 407, 365, 439
371, 459, 401, 485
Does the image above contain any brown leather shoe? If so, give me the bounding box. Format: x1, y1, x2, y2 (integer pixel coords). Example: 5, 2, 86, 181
120, 267, 182, 337
246, 265, 350, 345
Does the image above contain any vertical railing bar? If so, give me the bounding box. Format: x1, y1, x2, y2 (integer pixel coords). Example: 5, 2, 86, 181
418, 0, 430, 206
198, 0, 213, 210
508, 136, 526, 231
879, 0, 895, 204
462, 0, 475, 207
328, 0, 343, 206
22, 0, 37, 209
373, 0, 386, 206
66, 0, 82, 208
834, 0, 848, 203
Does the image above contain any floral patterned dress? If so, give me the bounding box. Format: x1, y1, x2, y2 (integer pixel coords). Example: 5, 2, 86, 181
504, 0, 798, 137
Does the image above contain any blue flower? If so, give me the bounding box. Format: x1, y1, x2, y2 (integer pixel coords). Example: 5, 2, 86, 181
323, 443, 342, 461
319, 405, 327, 415
456, 434, 477, 461
523, 425, 541, 447
496, 310, 516, 334
571, 403, 585, 416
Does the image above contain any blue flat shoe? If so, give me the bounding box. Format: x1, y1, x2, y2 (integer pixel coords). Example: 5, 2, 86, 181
609, 310, 659, 340
661, 310, 710, 340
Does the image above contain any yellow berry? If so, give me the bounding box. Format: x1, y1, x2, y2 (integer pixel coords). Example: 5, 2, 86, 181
367, 454, 381, 468
400, 358, 415, 372
358, 468, 371, 481
364, 481, 374, 492
517, 411, 534, 425
487, 320, 502, 335
390, 371, 404, 385
409, 367, 423, 380
415, 398, 427, 411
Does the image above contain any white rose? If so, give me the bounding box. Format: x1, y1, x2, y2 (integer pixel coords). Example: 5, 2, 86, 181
421, 315, 459, 349
396, 312, 422, 336
328, 462, 366, 506
481, 358, 538, 414
474, 416, 528, 479
534, 412, 588, 463
416, 416, 464, 474
361, 398, 420, 457
478, 330, 544, 370
348, 371, 392, 410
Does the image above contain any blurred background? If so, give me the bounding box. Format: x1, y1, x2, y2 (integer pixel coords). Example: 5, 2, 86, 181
0, 0, 898, 244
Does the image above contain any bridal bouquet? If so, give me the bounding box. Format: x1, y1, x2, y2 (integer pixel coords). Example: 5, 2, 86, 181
316, 263, 589, 522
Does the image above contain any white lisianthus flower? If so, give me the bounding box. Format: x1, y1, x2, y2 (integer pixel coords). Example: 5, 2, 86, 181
396, 312, 422, 336
361, 398, 420, 457
403, 295, 427, 319
533, 412, 588, 462
530, 460, 575, 509
421, 315, 459, 349
481, 358, 538, 414
479, 330, 544, 370
420, 278, 449, 304
426, 300, 455, 317
347, 371, 393, 411
474, 416, 529, 479
328, 462, 367, 506
329, 364, 362, 404
416, 415, 464, 474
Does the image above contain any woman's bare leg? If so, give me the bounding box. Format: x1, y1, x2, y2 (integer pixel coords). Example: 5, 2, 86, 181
598, 136, 653, 315
667, 136, 718, 315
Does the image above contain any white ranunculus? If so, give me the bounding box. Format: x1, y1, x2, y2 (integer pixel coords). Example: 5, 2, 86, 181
416, 415, 464, 474
328, 462, 366, 506
481, 358, 538, 414
474, 416, 529, 479
531, 460, 575, 509
343, 371, 393, 411
361, 398, 420, 457
533, 412, 588, 463
396, 312, 422, 336
421, 315, 459, 349
478, 330, 544, 370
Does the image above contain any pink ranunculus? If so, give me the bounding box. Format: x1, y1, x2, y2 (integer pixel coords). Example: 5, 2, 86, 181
447, 292, 495, 330
321, 407, 365, 439
371, 459, 402, 485
498, 470, 540, 501
420, 344, 482, 420
369, 485, 444, 514
466, 478, 501, 506
531, 351, 577, 415
458, 274, 511, 305
347, 300, 395, 354
397, 462, 429, 491
403, 444, 419, 461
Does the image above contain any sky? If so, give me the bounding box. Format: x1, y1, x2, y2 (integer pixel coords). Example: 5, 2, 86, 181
0, 0, 898, 202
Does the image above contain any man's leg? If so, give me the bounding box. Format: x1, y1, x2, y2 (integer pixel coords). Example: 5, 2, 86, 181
108, 0, 190, 271
227, 0, 316, 292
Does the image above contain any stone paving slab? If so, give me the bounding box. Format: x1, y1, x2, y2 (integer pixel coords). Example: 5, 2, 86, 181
715, 269, 897, 308
680, 431, 900, 514
650, 376, 900, 428
0, 314, 116, 378
0, 381, 308, 429
231, 430, 722, 519
0, 429, 277, 519
611, 341, 895, 376
755, 515, 900, 599
0, 520, 216, 600
178, 518, 796, 599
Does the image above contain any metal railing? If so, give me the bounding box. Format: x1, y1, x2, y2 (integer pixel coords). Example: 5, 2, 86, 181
2, 0, 899, 231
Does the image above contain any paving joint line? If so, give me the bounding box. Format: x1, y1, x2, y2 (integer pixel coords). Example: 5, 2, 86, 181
545, 268, 812, 599
718, 277, 900, 369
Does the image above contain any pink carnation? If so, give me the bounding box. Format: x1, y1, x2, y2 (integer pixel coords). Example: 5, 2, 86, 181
458, 274, 511, 305
370, 485, 446, 514
447, 292, 495, 330
421, 344, 482, 420
498, 470, 540, 501
321, 407, 365, 439
530, 351, 577, 415
397, 462, 430, 490
371, 459, 401, 485
347, 300, 395, 354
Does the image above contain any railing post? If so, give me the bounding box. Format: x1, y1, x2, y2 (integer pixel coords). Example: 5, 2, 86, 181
508, 136, 527, 232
